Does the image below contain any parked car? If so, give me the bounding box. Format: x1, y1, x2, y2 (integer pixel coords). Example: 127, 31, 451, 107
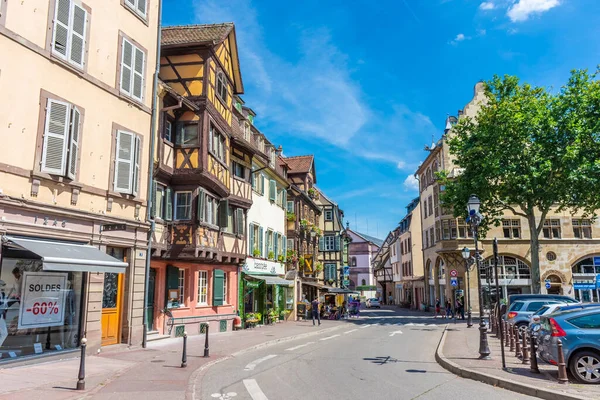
506, 299, 565, 329
537, 309, 600, 384
530, 303, 572, 321
366, 298, 381, 308
507, 294, 579, 311
552, 303, 600, 314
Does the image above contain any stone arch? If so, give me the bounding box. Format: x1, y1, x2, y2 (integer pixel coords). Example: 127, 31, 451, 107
481, 254, 530, 281
541, 269, 567, 283
569, 253, 600, 274
435, 257, 445, 279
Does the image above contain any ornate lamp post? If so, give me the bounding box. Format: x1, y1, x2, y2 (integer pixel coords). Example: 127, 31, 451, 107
461, 246, 473, 328
467, 195, 491, 359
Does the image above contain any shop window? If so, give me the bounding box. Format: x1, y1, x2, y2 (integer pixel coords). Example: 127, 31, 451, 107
197, 271, 208, 305
543, 219, 561, 239
573, 219, 592, 239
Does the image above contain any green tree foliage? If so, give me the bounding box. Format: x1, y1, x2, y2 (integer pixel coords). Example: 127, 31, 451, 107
440, 70, 600, 293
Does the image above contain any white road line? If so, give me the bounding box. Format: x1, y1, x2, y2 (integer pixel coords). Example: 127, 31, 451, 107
244, 354, 277, 371
389, 330, 403, 337
285, 342, 314, 351
360, 324, 372, 329
343, 329, 358, 334
243, 379, 268, 400
319, 334, 340, 341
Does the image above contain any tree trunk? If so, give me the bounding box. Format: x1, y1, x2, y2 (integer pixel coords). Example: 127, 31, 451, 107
528, 216, 541, 294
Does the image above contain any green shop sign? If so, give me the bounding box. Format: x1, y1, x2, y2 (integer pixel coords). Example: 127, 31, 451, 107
245, 280, 261, 289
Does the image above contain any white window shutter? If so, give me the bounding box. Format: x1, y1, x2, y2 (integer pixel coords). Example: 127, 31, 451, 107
52, 0, 71, 59
69, 3, 86, 68
67, 107, 81, 179
120, 38, 133, 95
41, 99, 70, 175
132, 47, 145, 100
132, 135, 141, 196
114, 130, 133, 193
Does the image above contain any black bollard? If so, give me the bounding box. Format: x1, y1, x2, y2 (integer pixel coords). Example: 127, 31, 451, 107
522, 330, 529, 364
181, 331, 188, 368
557, 339, 569, 384
76, 338, 87, 390
530, 333, 540, 373
204, 322, 210, 358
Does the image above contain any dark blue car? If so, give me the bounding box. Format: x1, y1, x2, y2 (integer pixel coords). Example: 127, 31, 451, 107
537, 308, 600, 384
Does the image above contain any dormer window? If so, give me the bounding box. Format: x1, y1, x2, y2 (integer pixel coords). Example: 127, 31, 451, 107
243, 122, 251, 142
216, 72, 227, 103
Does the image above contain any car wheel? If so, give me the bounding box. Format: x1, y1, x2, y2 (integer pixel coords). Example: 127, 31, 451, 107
569, 350, 600, 384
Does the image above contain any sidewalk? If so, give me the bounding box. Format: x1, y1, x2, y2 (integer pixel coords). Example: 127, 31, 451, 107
436, 322, 600, 400
0, 320, 343, 400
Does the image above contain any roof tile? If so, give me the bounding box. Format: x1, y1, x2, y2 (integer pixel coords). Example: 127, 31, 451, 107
161, 23, 233, 47
284, 155, 314, 173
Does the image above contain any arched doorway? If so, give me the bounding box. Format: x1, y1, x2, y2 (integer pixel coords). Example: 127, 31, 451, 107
546, 274, 563, 295
571, 256, 600, 303
481, 255, 532, 302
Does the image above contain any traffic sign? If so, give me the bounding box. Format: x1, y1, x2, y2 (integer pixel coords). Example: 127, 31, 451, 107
545, 279, 551, 290
450, 277, 458, 287
450, 269, 458, 277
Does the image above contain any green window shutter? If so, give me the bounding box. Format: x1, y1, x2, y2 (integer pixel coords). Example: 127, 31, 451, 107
150, 180, 157, 218
283, 190, 287, 208
319, 236, 324, 251
269, 180, 276, 201
249, 223, 254, 254
258, 226, 264, 257
236, 208, 244, 235
335, 235, 341, 251
282, 235, 287, 258
166, 265, 179, 304
165, 187, 173, 221
218, 199, 229, 229
260, 175, 265, 195
213, 269, 224, 306
274, 232, 279, 258
197, 189, 205, 223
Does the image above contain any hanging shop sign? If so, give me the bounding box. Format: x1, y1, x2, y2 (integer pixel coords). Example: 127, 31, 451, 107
18, 272, 68, 329
243, 258, 285, 275
342, 266, 350, 276
245, 280, 261, 289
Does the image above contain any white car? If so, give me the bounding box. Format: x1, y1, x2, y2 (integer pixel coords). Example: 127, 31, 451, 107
366, 298, 381, 308
529, 302, 573, 322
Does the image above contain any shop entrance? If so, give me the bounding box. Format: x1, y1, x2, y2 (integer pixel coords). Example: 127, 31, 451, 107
146, 268, 156, 331
102, 248, 125, 346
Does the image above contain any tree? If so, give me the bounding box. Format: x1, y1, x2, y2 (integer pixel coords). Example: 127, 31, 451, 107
440, 70, 600, 293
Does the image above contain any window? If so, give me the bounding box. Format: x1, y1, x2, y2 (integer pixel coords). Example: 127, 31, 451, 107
114, 130, 141, 195
324, 264, 336, 281
502, 219, 521, 239
175, 123, 198, 146
178, 269, 186, 305
324, 235, 335, 251
361, 279, 366, 286
197, 271, 208, 305
124, 0, 147, 19
435, 221, 441, 243
269, 180, 276, 202
266, 230, 274, 258
568, 313, 600, 329
457, 218, 472, 238
543, 219, 561, 239
287, 238, 294, 252
408, 238, 411, 251
154, 183, 165, 219
325, 210, 333, 221
428, 195, 433, 216
231, 161, 245, 179
423, 199, 427, 218
434, 186, 440, 217
52, 0, 88, 69
573, 219, 592, 239
481, 256, 530, 280
429, 227, 435, 246
351, 257, 357, 267
200, 192, 219, 226
209, 125, 226, 163
40, 98, 82, 179
216, 72, 228, 102
223, 272, 228, 304
119, 37, 145, 102
174, 191, 192, 220
164, 120, 172, 142
243, 122, 251, 142
248, 223, 263, 256
425, 231, 429, 248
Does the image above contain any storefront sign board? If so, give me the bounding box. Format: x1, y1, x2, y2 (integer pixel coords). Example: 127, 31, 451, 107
243, 258, 285, 275
18, 272, 68, 329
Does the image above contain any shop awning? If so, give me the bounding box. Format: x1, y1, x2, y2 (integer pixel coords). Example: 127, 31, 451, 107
301, 281, 324, 289
325, 288, 359, 294
2, 236, 128, 273
246, 274, 294, 287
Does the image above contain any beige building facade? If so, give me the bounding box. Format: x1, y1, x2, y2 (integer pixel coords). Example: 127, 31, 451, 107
417, 83, 600, 312
0, 0, 159, 362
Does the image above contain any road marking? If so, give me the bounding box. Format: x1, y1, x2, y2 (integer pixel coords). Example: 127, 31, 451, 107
319, 334, 340, 341
389, 330, 403, 337
285, 342, 314, 351
243, 379, 268, 400
360, 324, 372, 329
343, 329, 358, 334
211, 392, 238, 399
244, 355, 277, 371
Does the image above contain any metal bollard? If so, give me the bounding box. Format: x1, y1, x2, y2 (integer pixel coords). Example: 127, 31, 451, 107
509, 324, 515, 352
505, 321, 511, 348
490, 316, 496, 334
557, 339, 569, 384
530, 333, 540, 373
181, 331, 188, 368
522, 330, 530, 364
495, 316, 500, 339
515, 326, 522, 359
203, 322, 210, 358
76, 338, 87, 390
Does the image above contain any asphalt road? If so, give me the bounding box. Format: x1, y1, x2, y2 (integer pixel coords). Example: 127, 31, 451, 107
195, 308, 535, 400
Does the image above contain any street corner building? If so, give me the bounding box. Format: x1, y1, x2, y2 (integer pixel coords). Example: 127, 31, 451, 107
0, 0, 159, 362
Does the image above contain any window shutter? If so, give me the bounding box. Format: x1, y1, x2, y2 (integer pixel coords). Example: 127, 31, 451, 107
69, 4, 86, 67
319, 236, 324, 251
150, 180, 157, 218
52, 0, 71, 58
120, 38, 133, 95
248, 224, 254, 254
114, 130, 133, 193
283, 190, 287, 208
197, 188, 205, 223
132, 47, 145, 100
165, 187, 173, 221
67, 107, 81, 179
274, 232, 279, 258
132, 135, 141, 196
287, 201, 293, 213
260, 175, 265, 195
269, 180, 276, 201
258, 226, 264, 257
282, 236, 287, 258
335, 235, 341, 251
218, 199, 229, 229
137, 0, 147, 16
236, 208, 244, 235
166, 265, 179, 290
212, 269, 224, 306
41, 99, 70, 175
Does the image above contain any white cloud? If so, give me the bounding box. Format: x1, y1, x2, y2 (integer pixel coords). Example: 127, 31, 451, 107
396, 161, 406, 170
449, 33, 471, 45
477, 29, 487, 36
507, 0, 560, 22
403, 175, 419, 191
479, 2, 496, 10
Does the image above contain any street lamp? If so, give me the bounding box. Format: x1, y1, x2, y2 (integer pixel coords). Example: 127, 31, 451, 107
467, 194, 491, 360
461, 246, 473, 328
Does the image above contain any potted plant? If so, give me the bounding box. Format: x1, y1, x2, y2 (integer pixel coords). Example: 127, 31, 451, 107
314, 262, 324, 274
268, 309, 279, 324
268, 251, 275, 260
254, 312, 262, 324
299, 256, 306, 268
278, 254, 285, 263
282, 309, 292, 321
308, 188, 319, 199
252, 248, 261, 257
287, 212, 296, 222
300, 219, 310, 229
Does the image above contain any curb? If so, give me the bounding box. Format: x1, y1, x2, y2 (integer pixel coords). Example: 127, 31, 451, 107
435, 325, 593, 400
187, 324, 343, 399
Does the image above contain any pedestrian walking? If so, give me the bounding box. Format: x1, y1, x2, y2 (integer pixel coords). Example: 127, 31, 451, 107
434, 298, 442, 319
445, 299, 453, 319
311, 297, 321, 326
456, 296, 465, 320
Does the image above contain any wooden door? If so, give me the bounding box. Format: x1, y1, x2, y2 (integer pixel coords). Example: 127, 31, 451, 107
101, 272, 123, 346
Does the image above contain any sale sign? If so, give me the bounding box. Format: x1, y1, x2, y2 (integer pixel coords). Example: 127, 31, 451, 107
18, 272, 68, 329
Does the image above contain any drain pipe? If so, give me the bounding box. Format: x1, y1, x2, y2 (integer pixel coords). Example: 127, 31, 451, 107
142, 0, 163, 349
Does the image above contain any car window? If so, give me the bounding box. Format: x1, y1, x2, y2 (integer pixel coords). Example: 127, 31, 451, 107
509, 301, 524, 311
526, 301, 546, 311
568, 313, 600, 329
535, 305, 550, 315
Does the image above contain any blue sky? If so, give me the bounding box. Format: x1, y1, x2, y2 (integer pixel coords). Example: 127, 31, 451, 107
163, 0, 600, 239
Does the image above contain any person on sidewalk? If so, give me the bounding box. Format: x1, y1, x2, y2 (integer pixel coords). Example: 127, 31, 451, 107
445, 299, 453, 319
434, 298, 442, 319
311, 297, 321, 326
457, 296, 465, 320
